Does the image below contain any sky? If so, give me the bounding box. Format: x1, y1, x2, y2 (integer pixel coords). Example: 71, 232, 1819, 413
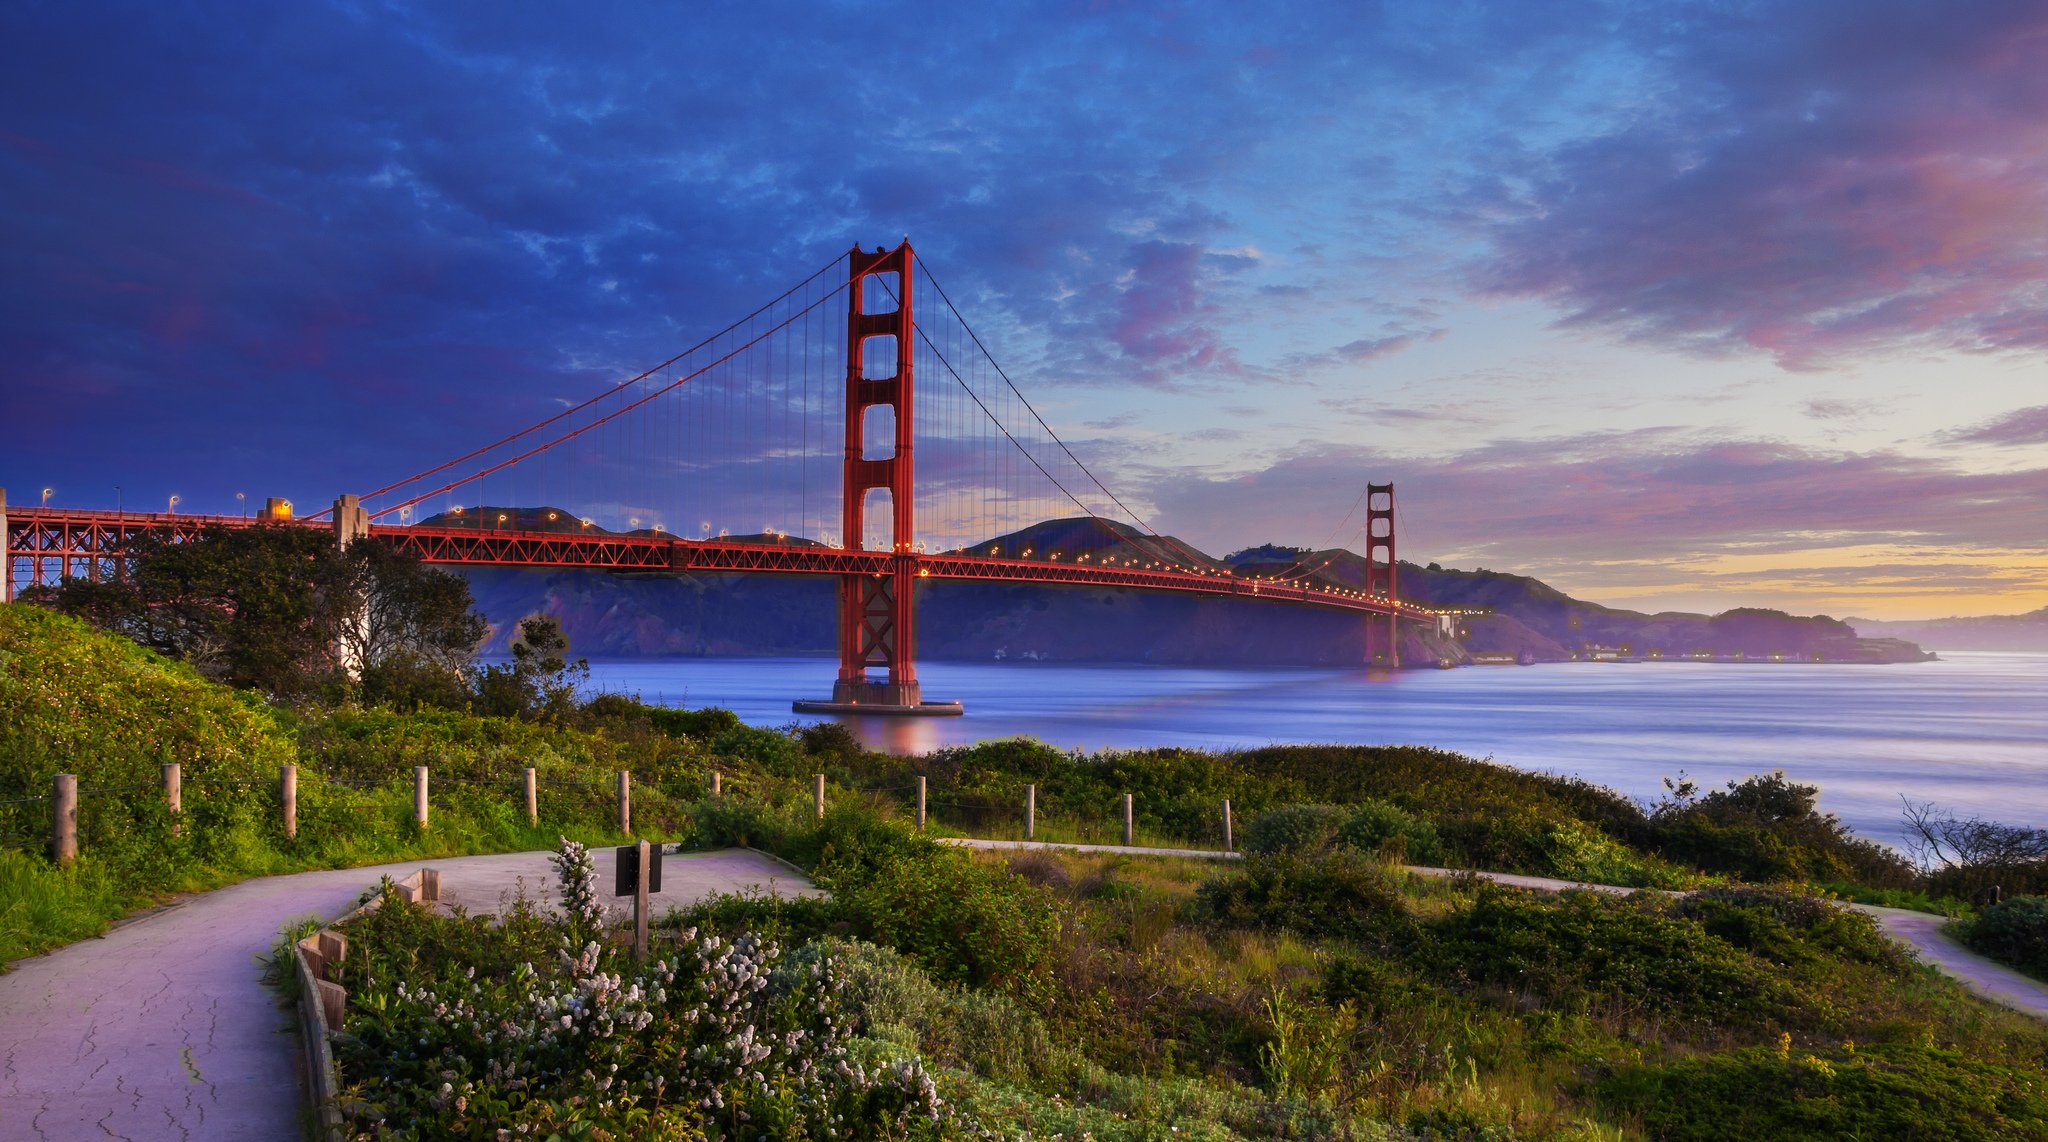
3, 0, 2045, 621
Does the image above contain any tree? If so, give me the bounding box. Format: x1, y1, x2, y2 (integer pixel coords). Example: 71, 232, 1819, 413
28, 524, 484, 704
474, 615, 587, 721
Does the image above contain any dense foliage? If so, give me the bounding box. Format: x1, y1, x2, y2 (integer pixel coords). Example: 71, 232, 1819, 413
1961, 895, 2048, 981
27, 525, 484, 702
333, 863, 954, 1140
0, 604, 700, 961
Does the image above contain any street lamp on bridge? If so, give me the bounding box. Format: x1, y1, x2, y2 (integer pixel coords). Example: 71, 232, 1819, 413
167, 495, 181, 516
41, 487, 53, 507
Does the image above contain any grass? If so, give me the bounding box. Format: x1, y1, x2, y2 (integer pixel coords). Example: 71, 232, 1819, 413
319, 811, 2048, 1139
0, 605, 721, 963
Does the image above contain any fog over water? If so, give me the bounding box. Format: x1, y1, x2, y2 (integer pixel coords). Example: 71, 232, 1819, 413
583, 653, 2048, 851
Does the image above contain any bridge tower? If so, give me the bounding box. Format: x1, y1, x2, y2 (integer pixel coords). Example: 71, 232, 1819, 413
797, 241, 961, 715
1365, 483, 1400, 667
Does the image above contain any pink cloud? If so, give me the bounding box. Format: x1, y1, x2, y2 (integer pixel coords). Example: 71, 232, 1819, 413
1945, 404, 2048, 446
1478, 3, 2048, 367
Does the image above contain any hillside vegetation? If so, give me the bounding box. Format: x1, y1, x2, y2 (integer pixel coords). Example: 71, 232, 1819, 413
0, 604, 694, 961
10, 601, 2047, 1137
330, 804, 2048, 1139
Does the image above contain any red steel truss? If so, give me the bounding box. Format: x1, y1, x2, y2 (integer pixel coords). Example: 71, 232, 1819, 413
4, 507, 1432, 621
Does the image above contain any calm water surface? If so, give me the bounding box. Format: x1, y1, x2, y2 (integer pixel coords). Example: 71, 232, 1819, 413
583, 653, 2048, 848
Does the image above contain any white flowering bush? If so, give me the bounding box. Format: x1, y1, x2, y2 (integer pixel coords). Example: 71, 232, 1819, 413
548, 835, 606, 938
332, 879, 961, 1139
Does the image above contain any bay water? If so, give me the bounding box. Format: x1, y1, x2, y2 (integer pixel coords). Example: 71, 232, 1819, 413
582, 652, 2048, 850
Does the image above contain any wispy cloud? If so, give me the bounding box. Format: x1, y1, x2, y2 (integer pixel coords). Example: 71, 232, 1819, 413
1943, 404, 2048, 447
1140, 430, 2048, 616
1475, 2, 2048, 367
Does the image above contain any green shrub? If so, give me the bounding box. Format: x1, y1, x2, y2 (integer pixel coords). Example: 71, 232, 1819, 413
1678, 885, 1909, 972
710, 723, 804, 776
798, 720, 864, 761
1197, 850, 1415, 943
1654, 772, 1915, 887
644, 704, 741, 741
1534, 820, 1686, 888
1600, 1043, 2048, 1141
1242, 804, 1351, 855
333, 884, 958, 1139
797, 938, 1057, 1085
1429, 885, 1790, 1027
669, 886, 848, 946
1335, 798, 1442, 864
829, 847, 1060, 1001
1961, 895, 2048, 980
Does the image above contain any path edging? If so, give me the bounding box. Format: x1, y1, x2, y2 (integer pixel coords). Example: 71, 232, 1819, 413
290, 866, 442, 1142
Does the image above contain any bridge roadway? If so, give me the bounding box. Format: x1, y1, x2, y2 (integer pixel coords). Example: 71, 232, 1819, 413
2, 506, 1435, 621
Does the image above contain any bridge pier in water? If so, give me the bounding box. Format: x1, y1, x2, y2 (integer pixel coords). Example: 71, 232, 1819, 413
795, 241, 962, 717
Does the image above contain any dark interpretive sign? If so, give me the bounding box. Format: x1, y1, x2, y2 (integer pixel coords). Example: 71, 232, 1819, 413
614, 842, 662, 897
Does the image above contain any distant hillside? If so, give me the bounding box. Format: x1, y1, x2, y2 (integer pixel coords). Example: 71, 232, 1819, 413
1224, 547, 1929, 663
445, 512, 1928, 666
1848, 607, 2048, 652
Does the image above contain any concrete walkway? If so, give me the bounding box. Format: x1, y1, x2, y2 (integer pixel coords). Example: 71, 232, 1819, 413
1860, 904, 2048, 1019
0, 848, 815, 1142
951, 838, 2048, 1022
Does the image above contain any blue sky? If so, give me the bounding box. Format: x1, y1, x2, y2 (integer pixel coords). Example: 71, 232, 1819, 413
4, 1, 2045, 619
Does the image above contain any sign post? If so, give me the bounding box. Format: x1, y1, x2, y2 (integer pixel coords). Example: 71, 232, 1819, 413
614, 840, 663, 961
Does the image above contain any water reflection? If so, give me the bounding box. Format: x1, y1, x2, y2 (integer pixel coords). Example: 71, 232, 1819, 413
580, 653, 2048, 848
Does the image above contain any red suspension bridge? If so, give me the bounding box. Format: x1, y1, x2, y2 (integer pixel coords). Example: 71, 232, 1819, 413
3, 241, 1430, 714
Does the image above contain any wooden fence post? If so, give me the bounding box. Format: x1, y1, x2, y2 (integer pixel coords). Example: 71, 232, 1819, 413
1223, 798, 1233, 852
916, 775, 927, 831
163, 762, 181, 837
617, 770, 632, 834
523, 767, 538, 826
281, 764, 297, 839
52, 773, 77, 867
413, 766, 429, 830
1122, 793, 1134, 847
815, 774, 826, 819
1026, 784, 1036, 840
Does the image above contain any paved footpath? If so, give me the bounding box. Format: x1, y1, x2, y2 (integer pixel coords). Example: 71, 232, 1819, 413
953, 838, 2048, 1021
0, 848, 815, 1142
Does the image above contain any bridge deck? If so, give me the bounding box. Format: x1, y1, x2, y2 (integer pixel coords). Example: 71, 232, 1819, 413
3, 507, 1433, 619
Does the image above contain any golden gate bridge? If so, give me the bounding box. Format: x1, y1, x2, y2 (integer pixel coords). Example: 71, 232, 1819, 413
2, 241, 1427, 714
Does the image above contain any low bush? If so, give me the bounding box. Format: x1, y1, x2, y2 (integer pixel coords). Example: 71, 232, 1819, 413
1599, 1043, 2048, 1141
799, 938, 1058, 1086
1961, 895, 2048, 980
332, 882, 956, 1139
668, 886, 848, 946
1533, 820, 1687, 888
829, 845, 1062, 1002
1678, 885, 1909, 971
1427, 885, 1792, 1028
1653, 772, 1915, 887
1197, 850, 1415, 943
1241, 804, 1351, 855
1334, 798, 1442, 865
709, 722, 804, 777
